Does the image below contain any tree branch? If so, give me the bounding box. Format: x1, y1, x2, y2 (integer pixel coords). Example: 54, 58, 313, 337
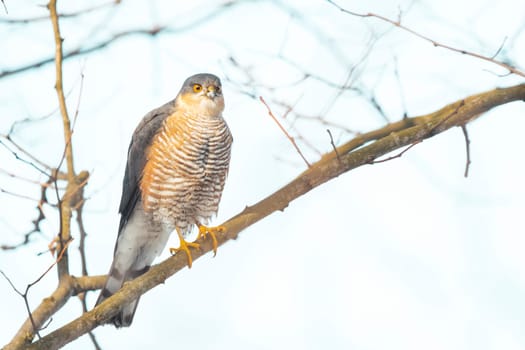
3, 275, 106, 350
260, 96, 311, 167
0, 1, 242, 80
49, 0, 76, 280
0, 1, 119, 24
16, 83, 525, 350
326, 0, 525, 78
461, 125, 472, 177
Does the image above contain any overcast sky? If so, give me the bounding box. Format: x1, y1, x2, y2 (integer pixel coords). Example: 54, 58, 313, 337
1, 0, 525, 349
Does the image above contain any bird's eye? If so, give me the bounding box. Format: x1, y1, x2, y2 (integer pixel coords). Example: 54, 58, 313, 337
193, 84, 202, 92
216, 86, 221, 94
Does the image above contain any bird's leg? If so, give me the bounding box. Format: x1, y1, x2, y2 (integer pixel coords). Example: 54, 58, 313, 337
196, 223, 225, 257
169, 228, 199, 268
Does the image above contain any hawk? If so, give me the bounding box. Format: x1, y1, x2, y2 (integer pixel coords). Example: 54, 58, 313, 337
95, 73, 233, 327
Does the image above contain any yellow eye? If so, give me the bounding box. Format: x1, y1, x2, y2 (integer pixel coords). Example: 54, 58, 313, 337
193, 84, 202, 93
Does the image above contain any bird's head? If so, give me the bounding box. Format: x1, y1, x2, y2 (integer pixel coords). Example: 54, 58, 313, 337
175, 73, 225, 117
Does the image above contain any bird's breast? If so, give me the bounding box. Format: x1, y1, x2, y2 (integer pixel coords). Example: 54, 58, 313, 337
139, 112, 232, 231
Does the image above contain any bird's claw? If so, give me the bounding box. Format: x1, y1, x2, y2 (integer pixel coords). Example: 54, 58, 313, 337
197, 225, 224, 256
169, 232, 200, 268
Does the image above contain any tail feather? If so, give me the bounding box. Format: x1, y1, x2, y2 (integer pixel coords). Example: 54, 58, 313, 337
95, 265, 149, 327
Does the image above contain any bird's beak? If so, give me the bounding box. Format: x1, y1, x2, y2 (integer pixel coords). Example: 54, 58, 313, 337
206, 85, 218, 98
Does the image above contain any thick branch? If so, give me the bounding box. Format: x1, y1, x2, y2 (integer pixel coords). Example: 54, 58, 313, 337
20, 83, 525, 350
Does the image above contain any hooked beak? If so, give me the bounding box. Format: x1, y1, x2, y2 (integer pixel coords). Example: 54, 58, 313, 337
206, 85, 219, 98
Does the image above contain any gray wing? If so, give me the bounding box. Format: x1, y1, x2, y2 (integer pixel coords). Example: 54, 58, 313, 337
117, 99, 175, 234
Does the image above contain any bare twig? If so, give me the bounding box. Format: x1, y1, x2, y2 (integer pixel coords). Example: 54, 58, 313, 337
0, 168, 50, 187
0, 1, 119, 24
1, 231, 40, 251
1, 169, 64, 251
490, 37, 507, 60
0, 187, 40, 202
1, 0, 7, 14
0, 1, 242, 80
77, 207, 89, 277
369, 142, 420, 163
461, 125, 471, 177
326, 0, 525, 78
273, 100, 358, 134
319, 37, 376, 118
4, 273, 106, 350
393, 56, 408, 118
0, 28, 164, 80
326, 129, 341, 163
86, 328, 102, 350
0, 135, 56, 177
259, 96, 311, 167
1, 239, 73, 342
8, 107, 58, 137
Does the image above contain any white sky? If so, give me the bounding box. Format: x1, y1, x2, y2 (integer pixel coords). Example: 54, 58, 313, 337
1, 0, 525, 349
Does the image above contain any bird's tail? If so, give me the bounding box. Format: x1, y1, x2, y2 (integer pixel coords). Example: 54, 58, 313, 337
95, 263, 149, 327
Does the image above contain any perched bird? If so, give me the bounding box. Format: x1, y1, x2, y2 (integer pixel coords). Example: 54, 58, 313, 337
95, 73, 233, 327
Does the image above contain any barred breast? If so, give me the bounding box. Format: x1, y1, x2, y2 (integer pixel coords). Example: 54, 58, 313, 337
140, 110, 232, 235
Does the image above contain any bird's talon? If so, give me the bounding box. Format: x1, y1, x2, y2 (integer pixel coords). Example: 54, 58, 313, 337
197, 225, 224, 257
170, 231, 199, 268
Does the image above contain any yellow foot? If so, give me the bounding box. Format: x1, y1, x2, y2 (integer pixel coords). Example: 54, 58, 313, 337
197, 225, 225, 257
169, 230, 199, 268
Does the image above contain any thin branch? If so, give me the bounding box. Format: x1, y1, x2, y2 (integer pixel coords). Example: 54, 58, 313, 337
326, 0, 525, 78
24, 243, 72, 340
326, 129, 341, 163
49, 0, 75, 280
0, 187, 41, 202
369, 142, 419, 163
0, 1, 242, 80
8, 105, 58, 137
0, 28, 165, 80
1, 239, 73, 344
461, 125, 472, 177
1, 170, 62, 251
49, 0, 75, 182
0, 136, 55, 177
259, 96, 311, 167
0, 168, 50, 187
4, 274, 106, 350
77, 208, 89, 277
273, 100, 358, 134
319, 37, 376, 118
16, 83, 525, 350
0, 270, 23, 296
0, 1, 119, 24
1, 231, 40, 250
393, 56, 408, 118
490, 37, 507, 60
86, 328, 102, 350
